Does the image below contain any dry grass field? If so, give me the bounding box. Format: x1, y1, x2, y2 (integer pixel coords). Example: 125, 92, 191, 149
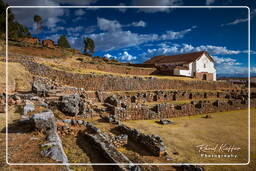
37, 57, 196, 81
124, 109, 256, 170
0, 61, 32, 93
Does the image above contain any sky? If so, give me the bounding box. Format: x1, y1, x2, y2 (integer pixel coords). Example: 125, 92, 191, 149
4, 0, 256, 77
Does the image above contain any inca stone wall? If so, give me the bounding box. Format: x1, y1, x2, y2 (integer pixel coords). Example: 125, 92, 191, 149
117, 124, 167, 156
7, 56, 240, 91
111, 98, 254, 121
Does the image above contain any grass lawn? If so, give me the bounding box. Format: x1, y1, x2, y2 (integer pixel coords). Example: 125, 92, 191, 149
124, 109, 255, 170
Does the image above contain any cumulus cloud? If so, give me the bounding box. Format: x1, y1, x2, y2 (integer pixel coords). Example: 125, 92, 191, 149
142, 43, 241, 59
104, 53, 116, 59
104, 51, 136, 62
132, 0, 183, 13
120, 51, 137, 61
89, 18, 196, 51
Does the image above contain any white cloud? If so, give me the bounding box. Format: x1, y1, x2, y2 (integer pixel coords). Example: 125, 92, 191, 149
104, 53, 116, 59
142, 43, 240, 59
132, 0, 183, 13
97, 17, 122, 32
120, 51, 137, 61
67, 26, 84, 32
130, 21, 146, 27
103, 52, 136, 62
221, 9, 256, 26
74, 9, 86, 16
213, 56, 241, 65
89, 18, 196, 51
206, 0, 215, 5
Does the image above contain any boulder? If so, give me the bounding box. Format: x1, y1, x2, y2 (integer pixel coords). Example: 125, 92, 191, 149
159, 119, 173, 125
23, 101, 35, 115
41, 131, 68, 163
32, 79, 50, 96
59, 94, 85, 116
30, 110, 56, 133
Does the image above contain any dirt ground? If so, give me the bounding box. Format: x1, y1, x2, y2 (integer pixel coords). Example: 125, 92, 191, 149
0, 106, 255, 170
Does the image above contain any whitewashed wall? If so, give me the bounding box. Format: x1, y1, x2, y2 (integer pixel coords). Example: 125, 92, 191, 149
195, 54, 216, 81
173, 63, 193, 77
173, 54, 216, 81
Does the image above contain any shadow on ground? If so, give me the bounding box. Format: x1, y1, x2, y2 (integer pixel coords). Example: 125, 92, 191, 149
76, 131, 115, 171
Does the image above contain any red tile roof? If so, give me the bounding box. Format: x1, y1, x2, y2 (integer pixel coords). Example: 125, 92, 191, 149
144, 51, 214, 64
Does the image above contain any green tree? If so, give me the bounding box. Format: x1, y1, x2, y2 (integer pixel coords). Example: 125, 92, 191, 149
57, 35, 71, 48
33, 15, 42, 32
84, 37, 95, 56
0, 0, 31, 39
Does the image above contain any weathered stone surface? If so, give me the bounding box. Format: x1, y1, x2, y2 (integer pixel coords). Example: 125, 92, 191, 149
85, 131, 137, 171
41, 130, 68, 163
86, 122, 101, 133
23, 100, 35, 115
159, 119, 172, 125
63, 119, 72, 124
30, 110, 56, 133
118, 124, 166, 157
59, 94, 85, 116
32, 78, 50, 96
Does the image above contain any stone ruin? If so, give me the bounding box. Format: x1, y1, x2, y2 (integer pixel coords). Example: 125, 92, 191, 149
42, 39, 55, 49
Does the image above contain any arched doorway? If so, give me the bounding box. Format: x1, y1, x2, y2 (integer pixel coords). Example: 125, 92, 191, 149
202, 74, 207, 80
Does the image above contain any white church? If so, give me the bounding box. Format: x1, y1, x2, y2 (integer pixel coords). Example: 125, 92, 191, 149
144, 51, 217, 81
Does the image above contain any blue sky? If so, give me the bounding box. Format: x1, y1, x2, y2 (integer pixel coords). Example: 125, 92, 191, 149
5, 0, 256, 77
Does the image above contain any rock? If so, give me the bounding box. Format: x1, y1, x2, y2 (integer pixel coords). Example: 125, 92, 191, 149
77, 120, 83, 125
39, 101, 48, 108
23, 101, 35, 115
41, 145, 67, 162
30, 110, 56, 133
83, 121, 88, 126
86, 123, 101, 133
180, 165, 204, 171
32, 79, 50, 96
129, 165, 141, 171
63, 119, 72, 124
30, 96, 40, 101
159, 119, 173, 125
59, 94, 85, 116
71, 119, 77, 125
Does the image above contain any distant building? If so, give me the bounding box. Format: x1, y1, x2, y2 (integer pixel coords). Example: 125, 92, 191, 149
42, 39, 55, 49
144, 51, 216, 81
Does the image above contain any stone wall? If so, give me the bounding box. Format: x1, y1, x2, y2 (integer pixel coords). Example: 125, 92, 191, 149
112, 98, 254, 121
117, 124, 167, 156
10, 57, 239, 91
195, 72, 214, 81
76, 62, 157, 75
